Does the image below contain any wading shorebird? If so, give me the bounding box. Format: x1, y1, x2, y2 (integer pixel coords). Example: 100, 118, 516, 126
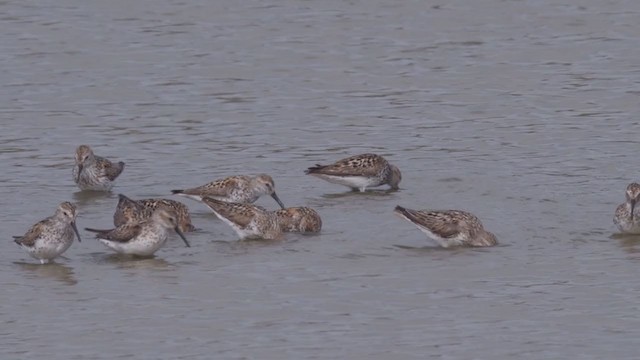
171, 174, 285, 209
394, 205, 497, 248
274, 207, 322, 233
614, 182, 640, 234
86, 208, 190, 257
113, 194, 196, 233
13, 202, 81, 264
72, 145, 125, 191
201, 197, 283, 240
305, 153, 401, 192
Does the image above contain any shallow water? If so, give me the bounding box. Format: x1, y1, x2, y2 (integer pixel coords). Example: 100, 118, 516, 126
2, 0, 640, 358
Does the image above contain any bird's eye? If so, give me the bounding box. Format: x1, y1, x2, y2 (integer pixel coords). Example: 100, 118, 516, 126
63, 212, 70, 217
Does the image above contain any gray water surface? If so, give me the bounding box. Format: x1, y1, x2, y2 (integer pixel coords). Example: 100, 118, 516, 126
1, 0, 640, 359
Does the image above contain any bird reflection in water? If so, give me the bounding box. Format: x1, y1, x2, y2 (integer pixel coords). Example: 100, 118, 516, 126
15, 262, 77, 285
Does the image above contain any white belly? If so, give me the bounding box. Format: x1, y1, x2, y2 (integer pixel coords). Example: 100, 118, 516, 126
99, 236, 167, 256
313, 174, 380, 192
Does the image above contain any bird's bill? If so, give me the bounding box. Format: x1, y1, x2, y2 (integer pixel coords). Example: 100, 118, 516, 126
175, 227, 191, 247
71, 221, 82, 242
271, 192, 286, 209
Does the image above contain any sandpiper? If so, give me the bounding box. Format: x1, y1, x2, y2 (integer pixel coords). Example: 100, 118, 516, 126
113, 194, 196, 232
201, 197, 283, 240
86, 208, 190, 257
171, 174, 285, 209
394, 205, 497, 248
73, 145, 125, 191
614, 183, 640, 234
13, 202, 81, 264
274, 207, 322, 233
305, 153, 401, 192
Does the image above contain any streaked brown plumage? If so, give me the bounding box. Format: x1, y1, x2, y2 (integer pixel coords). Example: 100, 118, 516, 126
13, 202, 82, 264
87, 208, 190, 256
394, 205, 497, 248
201, 197, 282, 240
72, 145, 125, 191
305, 153, 401, 192
614, 182, 640, 233
171, 174, 285, 209
274, 207, 322, 233
113, 194, 195, 232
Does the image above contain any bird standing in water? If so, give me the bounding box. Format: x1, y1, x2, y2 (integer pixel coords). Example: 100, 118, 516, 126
73, 145, 125, 191
394, 205, 497, 248
86, 208, 190, 257
614, 183, 640, 234
305, 153, 401, 192
172, 174, 285, 208
13, 202, 82, 264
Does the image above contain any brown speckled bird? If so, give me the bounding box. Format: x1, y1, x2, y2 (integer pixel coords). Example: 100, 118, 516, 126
201, 197, 283, 240
72, 145, 125, 191
274, 207, 322, 233
86, 208, 190, 257
305, 153, 401, 192
614, 182, 640, 234
394, 205, 497, 248
171, 174, 285, 209
14, 202, 81, 264
113, 194, 195, 233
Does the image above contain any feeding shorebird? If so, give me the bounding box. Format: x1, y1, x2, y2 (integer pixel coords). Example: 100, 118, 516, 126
113, 194, 196, 232
394, 205, 497, 248
13, 202, 81, 264
305, 153, 401, 192
274, 207, 322, 233
72, 145, 125, 191
171, 174, 285, 209
86, 208, 190, 257
201, 197, 283, 240
614, 183, 640, 234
